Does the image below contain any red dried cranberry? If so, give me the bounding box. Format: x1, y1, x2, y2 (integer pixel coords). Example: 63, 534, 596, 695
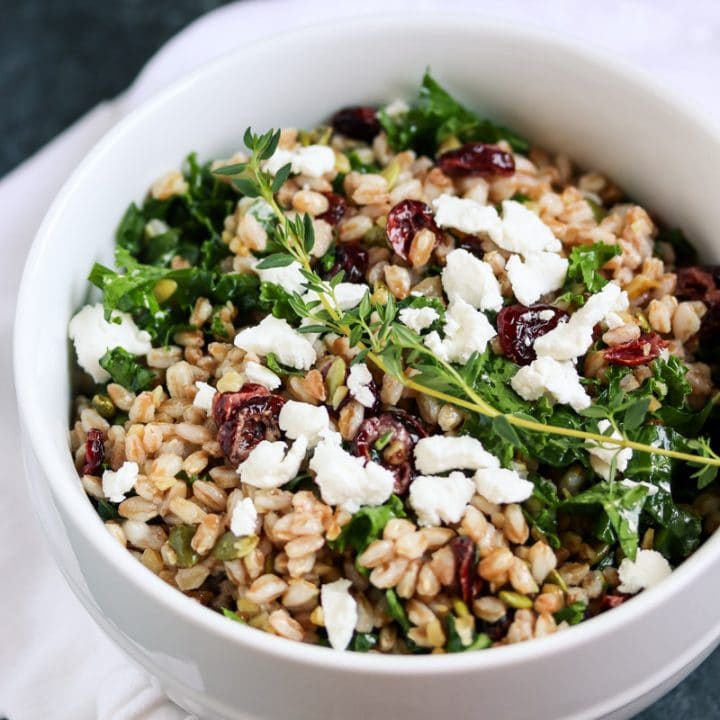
676, 266, 720, 306
385, 200, 442, 261
497, 304, 569, 365
601, 593, 629, 610
212, 384, 285, 466
352, 411, 428, 494
477, 611, 513, 642
83, 428, 105, 475
457, 236, 485, 259
603, 333, 668, 367
317, 192, 347, 227
322, 243, 369, 284
451, 536, 477, 605
437, 143, 515, 177
331, 106, 381, 143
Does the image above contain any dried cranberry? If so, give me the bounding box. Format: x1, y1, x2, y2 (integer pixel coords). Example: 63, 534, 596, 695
331, 106, 381, 143
457, 236, 485, 258
317, 192, 347, 227
321, 242, 369, 284
497, 304, 569, 365
676, 266, 720, 306
212, 384, 285, 466
477, 611, 514, 642
451, 536, 477, 605
437, 143, 515, 178
603, 333, 668, 367
352, 411, 428, 494
601, 593, 629, 610
83, 428, 105, 475
385, 200, 442, 261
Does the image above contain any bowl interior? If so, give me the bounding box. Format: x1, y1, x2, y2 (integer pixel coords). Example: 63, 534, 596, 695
14, 13, 720, 674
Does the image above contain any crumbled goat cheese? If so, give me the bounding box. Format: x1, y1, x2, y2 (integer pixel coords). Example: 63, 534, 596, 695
586, 419, 633, 480
244, 361, 281, 390
279, 400, 330, 448
617, 549, 672, 594
230, 497, 258, 536
383, 99, 410, 118
309, 432, 394, 513
321, 579, 358, 651
409, 472, 477, 527
474, 467, 534, 504
414, 435, 500, 474
347, 363, 375, 408
441, 248, 503, 312
234, 315, 316, 370
102, 461, 139, 503
256, 260, 306, 295
398, 306, 439, 333
193, 381, 217, 412
511, 357, 591, 412
432, 195, 504, 244
534, 282, 628, 361
303, 283, 369, 312
423, 298, 497, 364
538, 309, 555, 321
264, 144, 336, 178
619, 479, 659, 497
238, 436, 308, 488
498, 200, 562, 255
68, 303, 152, 383
506, 252, 568, 306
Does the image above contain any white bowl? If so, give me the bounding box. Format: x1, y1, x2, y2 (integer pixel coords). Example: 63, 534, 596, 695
14, 14, 720, 720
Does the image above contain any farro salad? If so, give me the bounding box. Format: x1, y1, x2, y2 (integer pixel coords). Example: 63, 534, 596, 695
69, 73, 720, 654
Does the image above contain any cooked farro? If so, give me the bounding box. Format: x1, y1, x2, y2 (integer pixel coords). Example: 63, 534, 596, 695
68, 73, 720, 655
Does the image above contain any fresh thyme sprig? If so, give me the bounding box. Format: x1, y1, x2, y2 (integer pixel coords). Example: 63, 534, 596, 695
214, 128, 720, 477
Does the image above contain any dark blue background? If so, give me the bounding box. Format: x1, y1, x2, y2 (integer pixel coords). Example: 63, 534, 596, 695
2, 1, 718, 717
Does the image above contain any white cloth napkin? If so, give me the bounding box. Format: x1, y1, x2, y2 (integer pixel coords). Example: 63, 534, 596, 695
1, 1, 718, 718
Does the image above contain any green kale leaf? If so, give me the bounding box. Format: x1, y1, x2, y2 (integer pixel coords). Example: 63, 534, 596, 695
378, 71, 529, 156
98, 346, 155, 392
330, 495, 406, 554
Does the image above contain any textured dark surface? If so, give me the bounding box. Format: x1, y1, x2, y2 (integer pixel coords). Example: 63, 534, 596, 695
1, 1, 719, 718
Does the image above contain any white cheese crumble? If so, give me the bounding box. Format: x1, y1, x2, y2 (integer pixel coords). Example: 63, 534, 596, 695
303, 283, 369, 312
230, 497, 258, 537
498, 200, 562, 255
398, 306, 439, 333
279, 400, 330, 448
383, 99, 410, 118
424, 298, 497, 364
511, 356, 591, 412
619, 479, 659, 497
586, 419, 633, 480
474, 467, 534, 505
432, 195, 503, 245
68, 303, 152, 383
506, 252, 568, 306
321, 579, 358, 651
617, 549, 672, 594
256, 259, 306, 295
409, 472, 476, 527
414, 435, 500, 474
441, 248, 503, 312
347, 363, 375, 408
309, 432, 394, 513
244, 361, 281, 390
264, 144, 336, 178
193, 381, 217, 412
234, 315, 316, 370
534, 282, 628, 362
238, 436, 308, 488
102, 461, 139, 503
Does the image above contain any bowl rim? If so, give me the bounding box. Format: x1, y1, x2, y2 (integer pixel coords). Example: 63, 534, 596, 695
14, 11, 720, 675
